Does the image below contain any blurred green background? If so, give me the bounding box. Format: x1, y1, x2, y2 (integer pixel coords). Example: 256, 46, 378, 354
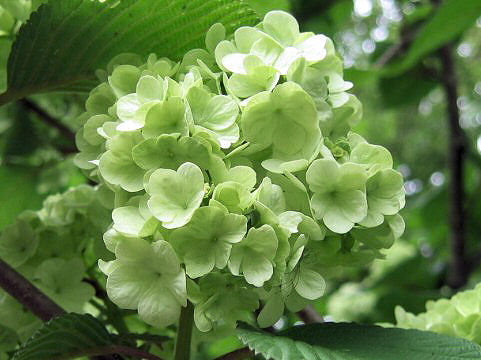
1, 0, 481, 346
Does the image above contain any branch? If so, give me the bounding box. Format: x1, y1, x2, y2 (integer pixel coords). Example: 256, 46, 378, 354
54, 344, 164, 360
296, 305, 323, 324
214, 347, 253, 360
439, 43, 468, 289
0, 257, 65, 321
21, 98, 76, 143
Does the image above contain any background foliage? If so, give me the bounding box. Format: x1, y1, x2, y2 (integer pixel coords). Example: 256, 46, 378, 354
0, 0, 481, 359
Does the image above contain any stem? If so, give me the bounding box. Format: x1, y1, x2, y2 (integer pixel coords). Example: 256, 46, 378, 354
21, 98, 76, 143
296, 305, 323, 324
439, 43, 467, 289
174, 301, 194, 360
0, 257, 65, 321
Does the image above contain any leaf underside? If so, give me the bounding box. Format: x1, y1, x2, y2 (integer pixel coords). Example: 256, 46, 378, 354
237, 322, 481, 360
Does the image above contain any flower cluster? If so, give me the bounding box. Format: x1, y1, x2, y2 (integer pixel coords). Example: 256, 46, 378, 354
75, 11, 405, 331
393, 284, 481, 344
0, 185, 111, 345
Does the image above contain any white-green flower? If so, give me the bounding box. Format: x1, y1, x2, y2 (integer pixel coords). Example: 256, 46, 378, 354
0, 220, 38, 268
360, 169, 405, 228
306, 159, 367, 233
171, 206, 247, 278
34, 258, 95, 313
229, 224, 278, 287
132, 134, 212, 171
102, 238, 187, 328
212, 181, 253, 214
99, 132, 145, 192
112, 196, 158, 237
190, 274, 259, 332
241, 82, 321, 173
186, 86, 239, 148
146, 162, 205, 229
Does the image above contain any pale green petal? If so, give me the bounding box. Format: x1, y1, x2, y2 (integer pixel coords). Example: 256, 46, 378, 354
132, 134, 212, 171
295, 266, 325, 300
337, 162, 368, 191
147, 162, 204, 229
117, 93, 142, 123
214, 40, 237, 72
108, 64, 141, 97
212, 181, 253, 214
234, 26, 264, 53
243, 225, 278, 259
206, 23, 226, 54
112, 206, 157, 237
151, 240, 181, 276
201, 95, 238, 131
262, 11, 300, 46
243, 253, 273, 287
256, 177, 286, 215
136, 75, 164, 102
0, 220, 38, 268
323, 202, 356, 233
257, 292, 284, 328
184, 249, 216, 279
143, 97, 187, 138
335, 190, 368, 223
138, 282, 182, 327
278, 211, 303, 234
306, 159, 340, 193
350, 142, 393, 175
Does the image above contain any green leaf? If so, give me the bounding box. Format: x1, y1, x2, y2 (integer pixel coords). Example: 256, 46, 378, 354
12, 313, 111, 360
244, 0, 290, 16
0, 166, 44, 230
0, 324, 17, 352
0, 0, 258, 105
237, 322, 481, 359
386, 0, 481, 75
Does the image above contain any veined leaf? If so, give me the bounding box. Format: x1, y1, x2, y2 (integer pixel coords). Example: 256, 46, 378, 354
0, 0, 258, 106
12, 313, 111, 360
237, 322, 481, 359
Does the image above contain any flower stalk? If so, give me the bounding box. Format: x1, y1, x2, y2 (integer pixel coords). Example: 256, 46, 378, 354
174, 301, 194, 360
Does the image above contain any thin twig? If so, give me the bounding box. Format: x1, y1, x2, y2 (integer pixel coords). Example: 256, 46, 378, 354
21, 98, 76, 142
0, 258, 65, 321
296, 305, 323, 324
214, 347, 253, 360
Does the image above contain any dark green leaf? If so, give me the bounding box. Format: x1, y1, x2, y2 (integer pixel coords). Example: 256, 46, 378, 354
244, 0, 290, 16
237, 322, 481, 359
0, 324, 18, 352
0, 0, 258, 106
379, 66, 437, 108
12, 313, 111, 360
